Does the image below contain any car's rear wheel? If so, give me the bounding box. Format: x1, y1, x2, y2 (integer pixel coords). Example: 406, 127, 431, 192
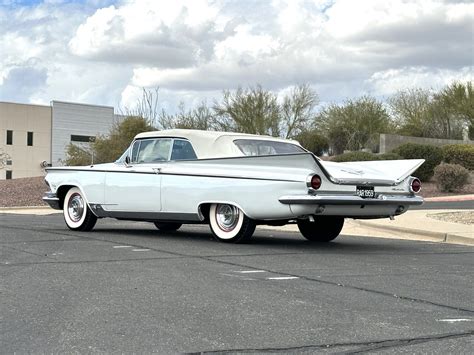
63, 187, 97, 231
209, 203, 256, 243
297, 216, 344, 242
154, 222, 182, 231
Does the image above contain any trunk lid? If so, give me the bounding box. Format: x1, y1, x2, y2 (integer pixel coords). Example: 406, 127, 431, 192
320, 159, 424, 185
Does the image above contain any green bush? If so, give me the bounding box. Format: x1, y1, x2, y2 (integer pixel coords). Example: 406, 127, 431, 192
331, 151, 377, 162
442, 144, 474, 170
393, 143, 444, 181
378, 152, 402, 160
434, 163, 470, 192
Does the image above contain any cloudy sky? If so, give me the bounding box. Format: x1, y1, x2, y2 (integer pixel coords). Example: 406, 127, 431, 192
0, 0, 472, 113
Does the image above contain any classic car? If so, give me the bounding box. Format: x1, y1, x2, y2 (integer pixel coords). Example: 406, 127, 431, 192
43, 129, 424, 243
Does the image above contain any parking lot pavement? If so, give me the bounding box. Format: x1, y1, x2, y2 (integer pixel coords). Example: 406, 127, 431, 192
1, 213, 473, 353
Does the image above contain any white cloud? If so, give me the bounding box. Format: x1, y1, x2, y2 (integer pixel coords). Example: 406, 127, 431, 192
68, 0, 228, 67
0, 0, 472, 112
366, 66, 474, 96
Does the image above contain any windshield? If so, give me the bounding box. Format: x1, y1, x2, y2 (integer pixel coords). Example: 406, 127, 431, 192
233, 139, 305, 156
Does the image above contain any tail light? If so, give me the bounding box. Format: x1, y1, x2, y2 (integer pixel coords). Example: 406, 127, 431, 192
307, 174, 322, 190
410, 178, 421, 193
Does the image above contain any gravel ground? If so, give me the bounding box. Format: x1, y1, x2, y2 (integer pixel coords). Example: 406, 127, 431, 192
0, 175, 472, 208
428, 211, 474, 225
0, 176, 49, 207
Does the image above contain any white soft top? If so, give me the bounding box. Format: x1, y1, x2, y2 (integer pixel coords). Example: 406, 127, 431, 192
134, 129, 302, 159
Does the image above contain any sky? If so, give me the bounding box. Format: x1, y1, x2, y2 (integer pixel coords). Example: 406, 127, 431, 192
0, 0, 472, 113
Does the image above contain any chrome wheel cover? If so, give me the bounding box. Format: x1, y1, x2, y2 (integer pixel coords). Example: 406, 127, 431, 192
215, 204, 240, 232
68, 193, 84, 222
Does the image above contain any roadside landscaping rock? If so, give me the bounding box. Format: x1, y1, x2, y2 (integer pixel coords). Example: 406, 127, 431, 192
0, 176, 48, 207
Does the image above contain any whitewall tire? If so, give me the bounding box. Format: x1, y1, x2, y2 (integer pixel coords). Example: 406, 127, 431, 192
209, 203, 256, 243
63, 187, 97, 231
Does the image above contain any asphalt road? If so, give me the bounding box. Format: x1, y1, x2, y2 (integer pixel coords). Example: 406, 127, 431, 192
1, 213, 473, 354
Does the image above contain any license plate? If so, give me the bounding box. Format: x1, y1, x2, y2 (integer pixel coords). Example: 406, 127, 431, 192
356, 186, 375, 198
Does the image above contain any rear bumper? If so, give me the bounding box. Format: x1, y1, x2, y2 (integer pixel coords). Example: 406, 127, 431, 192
279, 194, 424, 206
42, 192, 61, 210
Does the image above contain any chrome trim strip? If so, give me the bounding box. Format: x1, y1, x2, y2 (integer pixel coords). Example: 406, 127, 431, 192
89, 204, 202, 222
279, 195, 424, 206
44, 168, 300, 183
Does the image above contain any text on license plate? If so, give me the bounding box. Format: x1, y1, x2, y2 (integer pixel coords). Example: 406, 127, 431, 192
356, 186, 375, 198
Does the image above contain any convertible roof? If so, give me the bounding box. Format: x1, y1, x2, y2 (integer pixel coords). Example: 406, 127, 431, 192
134, 129, 302, 159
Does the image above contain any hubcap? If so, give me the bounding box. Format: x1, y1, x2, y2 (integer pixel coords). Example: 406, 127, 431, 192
215, 204, 239, 232
68, 193, 84, 222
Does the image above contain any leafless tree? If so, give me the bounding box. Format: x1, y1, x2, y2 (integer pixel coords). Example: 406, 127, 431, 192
0, 149, 10, 170
121, 87, 160, 127
281, 84, 319, 139
213, 85, 281, 136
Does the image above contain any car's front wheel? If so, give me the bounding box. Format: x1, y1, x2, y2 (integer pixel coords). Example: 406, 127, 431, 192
154, 222, 182, 232
209, 204, 256, 243
297, 216, 344, 242
63, 187, 97, 231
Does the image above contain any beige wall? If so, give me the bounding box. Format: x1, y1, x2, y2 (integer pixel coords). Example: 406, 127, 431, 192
0, 102, 52, 179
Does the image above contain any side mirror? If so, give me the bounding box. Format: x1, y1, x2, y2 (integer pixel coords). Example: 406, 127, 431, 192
125, 155, 131, 166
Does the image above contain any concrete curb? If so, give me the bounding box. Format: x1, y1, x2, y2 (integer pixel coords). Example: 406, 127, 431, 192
424, 194, 474, 202
356, 220, 474, 246
0, 206, 60, 215
0, 206, 48, 211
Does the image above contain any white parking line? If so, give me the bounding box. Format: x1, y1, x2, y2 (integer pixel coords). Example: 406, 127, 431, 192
267, 276, 299, 280
437, 319, 471, 323
132, 249, 150, 252
235, 270, 266, 274
113, 246, 132, 248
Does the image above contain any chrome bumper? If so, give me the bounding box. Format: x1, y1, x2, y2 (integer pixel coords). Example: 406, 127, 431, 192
42, 192, 61, 210
279, 194, 424, 206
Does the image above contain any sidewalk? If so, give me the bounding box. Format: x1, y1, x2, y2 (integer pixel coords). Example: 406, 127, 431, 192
346, 209, 473, 246
1, 206, 473, 246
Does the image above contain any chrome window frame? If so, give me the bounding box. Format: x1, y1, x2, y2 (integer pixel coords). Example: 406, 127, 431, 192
119, 137, 198, 164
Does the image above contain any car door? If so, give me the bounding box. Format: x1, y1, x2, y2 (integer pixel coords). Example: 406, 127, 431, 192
103, 138, 172, 213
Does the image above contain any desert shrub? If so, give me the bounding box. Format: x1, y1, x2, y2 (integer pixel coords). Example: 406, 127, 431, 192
434, 163, 470, 192
331, 151, 378, 162
378, 152, 402, 160
442, 144, 474, 170
393, 143, 444, 181
294, 130, 329, 156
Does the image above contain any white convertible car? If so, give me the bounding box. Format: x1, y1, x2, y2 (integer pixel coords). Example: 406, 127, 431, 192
43, 129, 424, 243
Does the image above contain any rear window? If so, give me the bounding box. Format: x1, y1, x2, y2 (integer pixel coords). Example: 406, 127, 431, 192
234, 139, 305, 156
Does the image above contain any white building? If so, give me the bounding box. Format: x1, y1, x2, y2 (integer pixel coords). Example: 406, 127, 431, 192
0, 100, 117, 180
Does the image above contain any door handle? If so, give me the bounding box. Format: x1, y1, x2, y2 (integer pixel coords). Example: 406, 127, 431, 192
153, 168, 161, 174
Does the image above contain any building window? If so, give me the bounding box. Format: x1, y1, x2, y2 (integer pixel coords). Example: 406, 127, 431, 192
6, 160, 12, 166
6, 130, 13, 145
71, 135, 96, 143
27, 132, 34, 146
6, 170, 12, 179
